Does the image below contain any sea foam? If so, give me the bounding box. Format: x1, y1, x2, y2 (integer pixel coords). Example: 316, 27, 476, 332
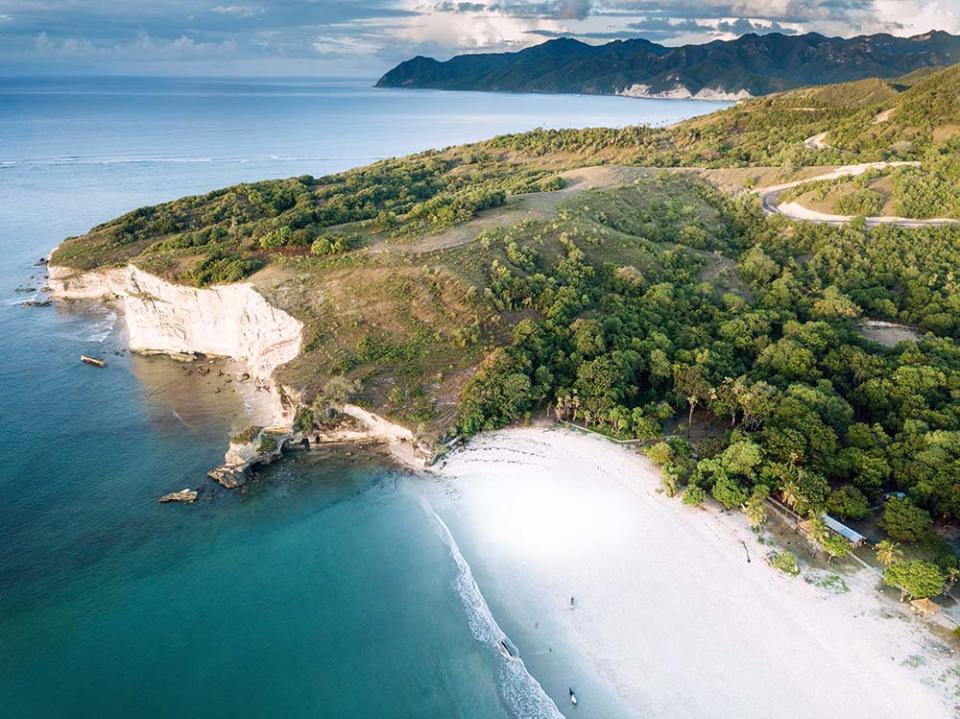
421, 498, 564, 719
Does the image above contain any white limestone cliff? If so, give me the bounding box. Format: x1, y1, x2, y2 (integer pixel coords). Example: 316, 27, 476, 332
47, 264, 303, 383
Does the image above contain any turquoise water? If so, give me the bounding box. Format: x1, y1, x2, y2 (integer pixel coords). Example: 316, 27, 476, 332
0, 77, 725, 717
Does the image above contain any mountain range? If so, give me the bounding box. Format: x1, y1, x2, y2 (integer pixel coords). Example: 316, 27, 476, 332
376, 31, 960, 100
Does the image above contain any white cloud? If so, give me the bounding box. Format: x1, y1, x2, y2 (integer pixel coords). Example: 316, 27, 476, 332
869, 0, 960, 35
313, 33, 380, 56
212, 4, 265, 18
33, 31, 238, 59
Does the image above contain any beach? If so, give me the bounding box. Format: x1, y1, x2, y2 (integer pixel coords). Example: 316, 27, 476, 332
429, 427, 959, 718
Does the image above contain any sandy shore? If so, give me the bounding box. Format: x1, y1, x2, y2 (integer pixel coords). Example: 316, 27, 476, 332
431, 427, 959, 718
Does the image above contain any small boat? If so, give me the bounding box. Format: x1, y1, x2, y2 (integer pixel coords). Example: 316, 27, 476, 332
569, 688, 577, 707
80, 355, 107, 368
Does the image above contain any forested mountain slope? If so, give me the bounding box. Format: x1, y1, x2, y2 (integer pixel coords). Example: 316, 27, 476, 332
377, 31, 960, 99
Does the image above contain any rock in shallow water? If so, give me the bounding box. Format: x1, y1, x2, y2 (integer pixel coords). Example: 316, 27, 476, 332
159, 488, 199, 503
207, 465, 248, 489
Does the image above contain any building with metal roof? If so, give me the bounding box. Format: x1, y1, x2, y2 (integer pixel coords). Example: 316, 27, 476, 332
820, 514, 868, 546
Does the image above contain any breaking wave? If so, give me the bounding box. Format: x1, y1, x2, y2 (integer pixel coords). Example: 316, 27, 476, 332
421, 498, 564, 719
85, 310, 117, 343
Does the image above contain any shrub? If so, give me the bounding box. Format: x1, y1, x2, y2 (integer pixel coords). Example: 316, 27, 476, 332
231, 425, 262, 444
294, 409, 315, 433
311, 233, 358, 256
682, 485, 706, 506
646, 441, 673, 466
769, 551, 800, 576
190, 253, 264, 287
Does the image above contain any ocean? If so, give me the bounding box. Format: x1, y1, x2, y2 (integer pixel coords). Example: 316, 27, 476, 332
0, 76, 726, 717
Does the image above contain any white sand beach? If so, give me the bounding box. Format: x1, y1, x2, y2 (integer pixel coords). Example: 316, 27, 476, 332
432, 427, 959, 718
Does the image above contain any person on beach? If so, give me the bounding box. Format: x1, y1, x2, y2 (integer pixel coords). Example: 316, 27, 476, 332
570, 596, 575, 608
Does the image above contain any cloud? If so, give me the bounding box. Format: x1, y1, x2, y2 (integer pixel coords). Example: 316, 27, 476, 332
312, 32, 380, 56
0, 0, 956, 75
715, 17, 798, 35
556, 0, 591, 20
432, 0, 591, 20
212, 5, 265, 18
33, 30, 239, 60
593, 0, 870, 23
868, 0, 960, 35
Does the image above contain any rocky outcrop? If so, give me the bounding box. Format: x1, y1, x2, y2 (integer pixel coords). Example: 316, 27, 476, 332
207, 427, 291, 488
159, 488, 199, 503
313, 404, 432, 468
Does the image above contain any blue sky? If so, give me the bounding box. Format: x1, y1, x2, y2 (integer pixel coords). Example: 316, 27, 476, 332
1, 0, 958, 76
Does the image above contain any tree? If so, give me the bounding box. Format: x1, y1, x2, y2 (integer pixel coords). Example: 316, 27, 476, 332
457, 349, 533, 434
875, 540, 903, 568
879, 497, 933, 543
826, 485, 870, 520
745, 485, 770, 529
738, 381, 778, 430
821, 534, 850, 561
673, 363, 713, 436
782, 468, 830, 517
883, 560, 945, 600
812, 286, 861, 319
712, 471, 748, 510
720, 440, 764, 480
806, 517, 830, 546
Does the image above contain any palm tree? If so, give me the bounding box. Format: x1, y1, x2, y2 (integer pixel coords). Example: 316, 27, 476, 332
806, 518, 829, 547
875, 540, 902, 568
781, 480, 799, 511
745, 496, 767, 529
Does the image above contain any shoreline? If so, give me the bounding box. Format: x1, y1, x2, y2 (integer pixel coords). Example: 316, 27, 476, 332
44, 260, 433, 482
430, 426, 960, 718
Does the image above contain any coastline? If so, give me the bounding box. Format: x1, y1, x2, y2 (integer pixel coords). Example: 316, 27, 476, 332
41, 263, 960, 715
45, 259, 433, 477
429, 426, 960, 718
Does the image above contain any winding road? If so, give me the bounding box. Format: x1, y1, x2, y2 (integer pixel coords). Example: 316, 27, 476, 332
756, 162, 959, 228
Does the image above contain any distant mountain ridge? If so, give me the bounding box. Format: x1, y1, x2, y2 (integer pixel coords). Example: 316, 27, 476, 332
376, 31, 960, 100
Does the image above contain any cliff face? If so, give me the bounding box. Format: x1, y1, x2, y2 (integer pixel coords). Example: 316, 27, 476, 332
47, 264, 303, 382
47, 262, 434, 468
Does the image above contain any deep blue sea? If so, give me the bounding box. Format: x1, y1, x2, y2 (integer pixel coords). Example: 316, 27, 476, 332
0, 76, 725, 718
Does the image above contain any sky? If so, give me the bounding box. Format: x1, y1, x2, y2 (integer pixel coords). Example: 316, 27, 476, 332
1, 0, 959, 76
